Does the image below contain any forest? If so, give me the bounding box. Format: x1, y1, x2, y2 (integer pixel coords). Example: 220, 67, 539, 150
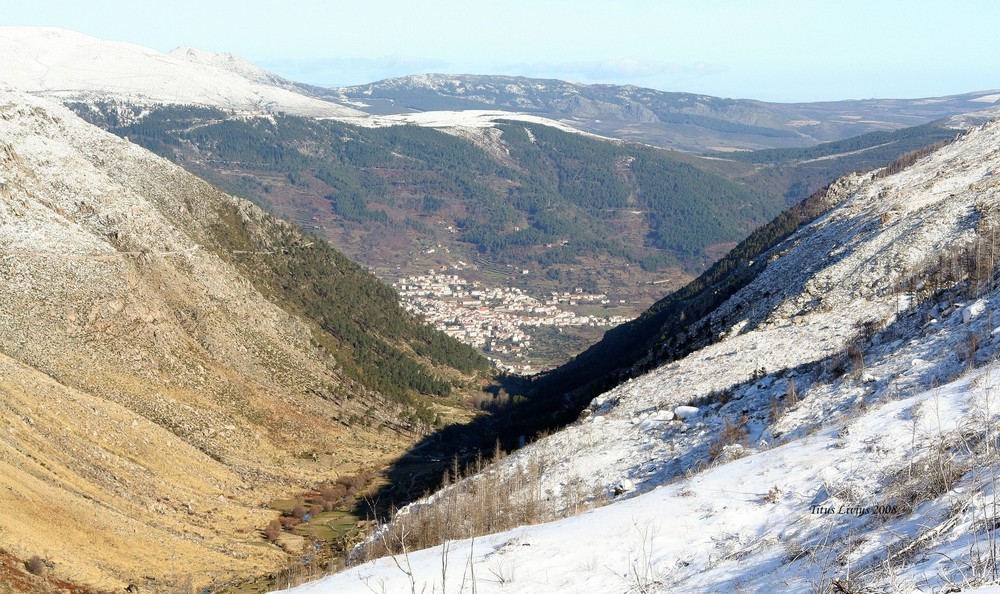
73, 102, 783, 277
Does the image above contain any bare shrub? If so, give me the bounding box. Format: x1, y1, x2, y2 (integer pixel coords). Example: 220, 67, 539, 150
856, 318, 883, 342
708, 415, 749, 462
357, 445, 604, 564
762, 485, 782, 504
959, 331, 982, 369
264, 519, 282, 542
847, 342, 865, 375
319, 483, 347, 502
786, 379, 799, 408
279, 516, 301, 528
768, 394, 784, 424
887, 432, 970, 514
826, 351, 851, 378
336, 471, 373, 497
771, 378, 802, 424
25, 555, 46, 576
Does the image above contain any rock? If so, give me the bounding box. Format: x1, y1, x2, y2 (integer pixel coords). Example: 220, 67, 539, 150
673, 405, 700, 420
962, 300, 986, 324
613, 478, 635, 496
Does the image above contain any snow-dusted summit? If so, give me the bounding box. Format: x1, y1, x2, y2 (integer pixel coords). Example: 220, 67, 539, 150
0, 27, 364, 117
0, 27, 590, 136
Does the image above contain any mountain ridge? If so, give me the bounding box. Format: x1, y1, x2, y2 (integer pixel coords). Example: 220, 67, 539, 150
4, 26, 995, 156
335, 73, 998, 151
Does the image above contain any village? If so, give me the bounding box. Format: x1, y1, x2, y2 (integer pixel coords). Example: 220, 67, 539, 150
395, 269, 632, 373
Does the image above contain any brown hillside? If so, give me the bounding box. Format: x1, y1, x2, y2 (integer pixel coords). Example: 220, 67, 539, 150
0, 91, 474, 591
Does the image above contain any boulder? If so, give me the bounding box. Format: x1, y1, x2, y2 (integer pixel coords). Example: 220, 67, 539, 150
613, 478, 635, 496
673, 405, 700, 420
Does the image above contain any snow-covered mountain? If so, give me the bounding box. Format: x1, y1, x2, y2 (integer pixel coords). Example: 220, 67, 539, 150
284, 118, 1000, 592
0, 27, 597, 140
0, 26, 364, 117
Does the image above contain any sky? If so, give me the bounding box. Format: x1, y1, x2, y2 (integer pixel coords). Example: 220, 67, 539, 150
4, 0, 999, 102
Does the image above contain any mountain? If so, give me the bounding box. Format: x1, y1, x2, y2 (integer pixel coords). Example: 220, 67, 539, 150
1, 27, 967, 371
68, 97, 958, 369
4, 25, 991, 155
168, 46, 299, 90
0, 26, 364, 118
68, 101, 800, 367
0, 89, 490, 591
335, 73, 1000, 151
292, 116, 1000, 592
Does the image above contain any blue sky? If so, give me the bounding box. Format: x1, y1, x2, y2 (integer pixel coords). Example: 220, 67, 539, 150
5, 0, 998, 102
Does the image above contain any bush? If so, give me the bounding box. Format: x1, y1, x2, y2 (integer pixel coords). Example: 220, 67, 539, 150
264, 519, 282, 541
335, 472, 373, 497
25, 555, 46, 576
319, 483, 347, 502
887, 431, 971, 514
769, 381, 799, 424
279, 516, 301, 528
708, 415, 749, 461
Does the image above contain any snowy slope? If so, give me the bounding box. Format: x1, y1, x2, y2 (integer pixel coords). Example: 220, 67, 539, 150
291, 367, 1000, 593
0, 27, 364, 117
360, 108, 610, 138
168, 46, 295, 89
281, 120, 1000, 592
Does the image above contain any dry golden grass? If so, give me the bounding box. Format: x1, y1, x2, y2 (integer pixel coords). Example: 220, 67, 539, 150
0, 348, 420, 593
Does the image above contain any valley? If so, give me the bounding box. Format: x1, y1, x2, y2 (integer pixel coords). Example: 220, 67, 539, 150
3, 24, 1000, 594
70, 100, 960, 370
300, 111, 1000, 594
0, 90, 495, 593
